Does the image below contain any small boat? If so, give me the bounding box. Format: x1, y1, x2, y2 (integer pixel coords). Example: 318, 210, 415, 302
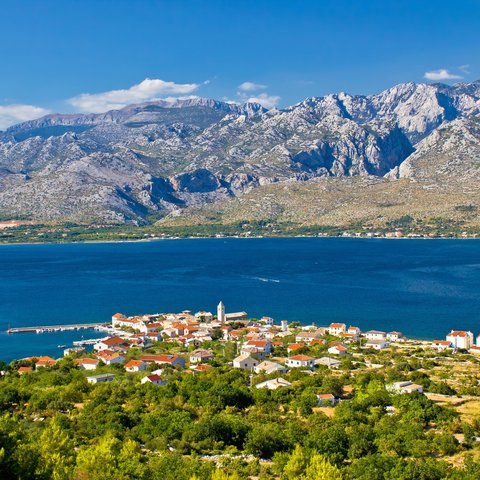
57, 344, 66, 348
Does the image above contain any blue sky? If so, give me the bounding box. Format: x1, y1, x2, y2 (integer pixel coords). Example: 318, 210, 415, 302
0, 0, 478, 128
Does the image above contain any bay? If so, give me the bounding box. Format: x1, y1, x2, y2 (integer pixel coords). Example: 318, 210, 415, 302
0, 237, 479, 362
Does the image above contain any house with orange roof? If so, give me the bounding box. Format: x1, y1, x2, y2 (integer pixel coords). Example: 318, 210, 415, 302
317, 393, 336, 406
141, 354, 185, 368
124, 359, 147, 372
96, 350, 125, 365
74, 358, 100, 370
431, 340, 452, 352
94, 336, 128, 351
18, 366, 32, 374
286, 355, 315, 369
35, 356, 57, 368
244, 339, 272, 354
287, 343, 305, 353
190, 363, 213, 372
328, 323, 347, 336
446, 330, 473, 350
328, 344, 348, 356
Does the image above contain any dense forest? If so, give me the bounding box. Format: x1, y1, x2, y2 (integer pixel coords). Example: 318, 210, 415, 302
2, 344, 480, 480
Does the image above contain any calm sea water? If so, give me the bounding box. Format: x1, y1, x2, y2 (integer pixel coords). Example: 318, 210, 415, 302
0, 237, 479, 362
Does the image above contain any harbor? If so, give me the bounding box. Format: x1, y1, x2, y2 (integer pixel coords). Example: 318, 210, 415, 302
7, 322, 105, 334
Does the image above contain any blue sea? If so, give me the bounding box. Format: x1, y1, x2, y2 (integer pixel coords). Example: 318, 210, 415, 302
0, 237, 479, 362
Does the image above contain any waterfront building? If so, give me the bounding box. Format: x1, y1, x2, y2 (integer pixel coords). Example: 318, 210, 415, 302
446, 330, 474, 350
365, 330, 387, 340
431, 340, 452, 352
365, 339, 389, 350
328, 323, 347, 336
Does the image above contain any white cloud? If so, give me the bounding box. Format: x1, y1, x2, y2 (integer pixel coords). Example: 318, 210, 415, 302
0, 104, 51, 130
68, 78, 202, 113
424, 69, 463, 81
238, 81, 267, 92
246, 93, 280, 109
459, 64, 471, 74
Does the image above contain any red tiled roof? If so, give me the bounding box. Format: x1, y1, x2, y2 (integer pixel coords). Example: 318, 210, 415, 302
288, 343, 305, 351
141, 354, 178, 363
289, 354, 314, 361
102, 336, 126, 346
124, 360, 144, 368
449, 331, 469, 337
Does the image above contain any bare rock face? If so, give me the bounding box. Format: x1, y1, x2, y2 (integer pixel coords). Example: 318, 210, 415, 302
0, 81, 479, 224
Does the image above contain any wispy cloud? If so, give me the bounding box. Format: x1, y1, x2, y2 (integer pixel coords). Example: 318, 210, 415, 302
246, 93, 280, 109
0, 104, 51, 130
459, 64, 471, 74
68, 78, 203, 113
424, 69, 463, 81
238, 81, 267, 92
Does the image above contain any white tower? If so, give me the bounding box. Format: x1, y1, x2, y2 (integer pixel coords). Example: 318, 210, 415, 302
217, 301, 226, 323
281, 320, 288, 332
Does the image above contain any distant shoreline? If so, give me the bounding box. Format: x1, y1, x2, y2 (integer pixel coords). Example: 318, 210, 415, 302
1, 233, 480, 247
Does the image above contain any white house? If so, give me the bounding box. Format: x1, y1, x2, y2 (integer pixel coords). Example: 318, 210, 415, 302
75, 358, 99, 371
317, 393, 336, 406
387, 381, 423, 394
328, 345, 348, 356
190, 349, 214, 364
96, 351, 125, 365
141, 374, 166, 386
124, 360, 147, 372
87, 373, 115, 384
386, 331, 403, 342
195, 311, 213, 322
254, 361, 287, 375
365, 330, 386, 340
365, 339, 389, 350
431, 340, 452, 352
255, 378, 292, 390
315, 357, 341, 369
286, 355, 315, 369
261, 316, 274, 325
446, 330, 474, 350
295, 331, 322, 344
233, 354, 258, 370
328, 323, 346, 336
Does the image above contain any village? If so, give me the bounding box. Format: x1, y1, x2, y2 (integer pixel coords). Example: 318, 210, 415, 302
11, 302, 480, 405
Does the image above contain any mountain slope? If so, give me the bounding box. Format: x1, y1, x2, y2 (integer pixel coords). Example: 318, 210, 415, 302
0, 81, 479, 225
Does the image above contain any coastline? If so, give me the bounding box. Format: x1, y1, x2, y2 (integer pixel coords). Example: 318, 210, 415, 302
1, 232, 479, 247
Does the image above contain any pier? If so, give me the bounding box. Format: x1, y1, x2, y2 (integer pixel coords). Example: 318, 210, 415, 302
6, 323, 104, 334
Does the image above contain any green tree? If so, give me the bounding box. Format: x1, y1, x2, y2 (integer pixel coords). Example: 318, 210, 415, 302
36, 417, 75, 480
303, 452, 342, 480
284, 444, 307, 479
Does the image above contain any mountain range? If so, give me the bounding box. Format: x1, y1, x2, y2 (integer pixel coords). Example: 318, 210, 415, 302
0, 81, 479, 227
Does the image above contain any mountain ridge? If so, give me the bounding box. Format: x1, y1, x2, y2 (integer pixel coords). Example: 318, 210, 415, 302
0, 80, 479, 226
